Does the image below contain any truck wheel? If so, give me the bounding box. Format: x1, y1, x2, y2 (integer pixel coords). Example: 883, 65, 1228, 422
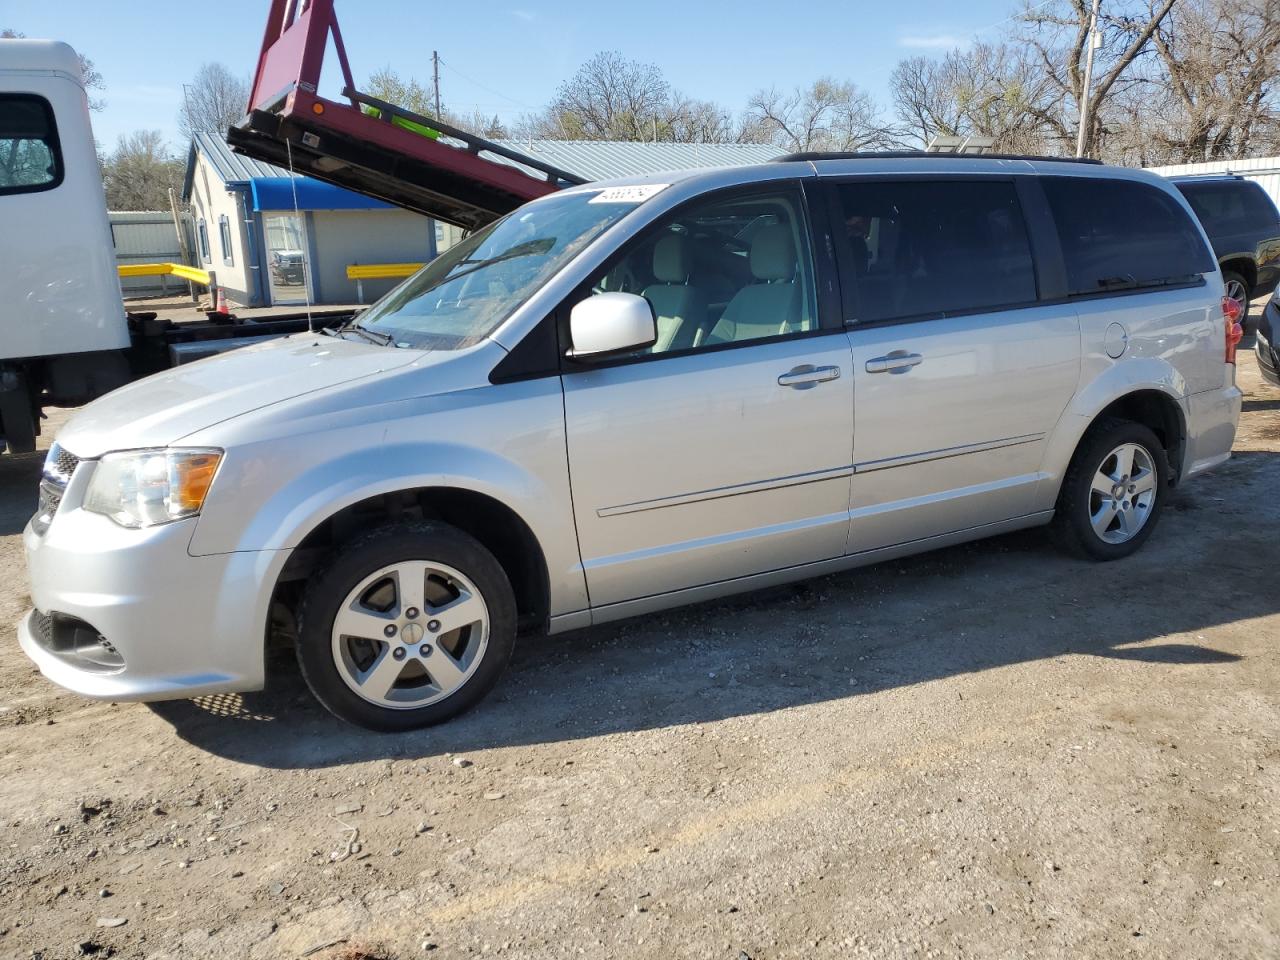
1223, 271, 1252, 333
1051, 418, 1169, 561
0, 372, 36, 454
296, 521, 516, 731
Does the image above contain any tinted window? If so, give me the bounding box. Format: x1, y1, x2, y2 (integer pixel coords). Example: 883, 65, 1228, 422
197, 220, 210, 263
1042, 177, 1214, 296
1179, 181, 1279, 236
587, 188, 818, 355
834, 179, 1037, 323
0, 94, 61, 194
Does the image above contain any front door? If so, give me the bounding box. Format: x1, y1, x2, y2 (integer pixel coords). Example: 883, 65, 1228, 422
830, 177, 1080, 552
561, 185, 854, 609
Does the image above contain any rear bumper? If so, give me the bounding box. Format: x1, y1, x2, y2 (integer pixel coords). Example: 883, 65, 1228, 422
1184, 383, 1242, 480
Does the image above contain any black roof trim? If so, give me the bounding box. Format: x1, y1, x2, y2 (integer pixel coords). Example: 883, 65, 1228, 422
771, 150, 1104, 166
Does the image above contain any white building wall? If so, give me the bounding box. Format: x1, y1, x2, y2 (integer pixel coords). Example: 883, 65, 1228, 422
1147, 157, 1280, 210
309, 208, 435, 304
188, 152, 256, 306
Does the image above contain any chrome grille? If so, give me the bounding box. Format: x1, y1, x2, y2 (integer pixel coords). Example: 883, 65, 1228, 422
32, 443, 80, 536
43, 443, 81, 485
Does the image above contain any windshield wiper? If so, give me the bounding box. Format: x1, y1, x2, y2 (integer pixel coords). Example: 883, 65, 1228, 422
330, 316, 395, 346
441, 237, 556, 285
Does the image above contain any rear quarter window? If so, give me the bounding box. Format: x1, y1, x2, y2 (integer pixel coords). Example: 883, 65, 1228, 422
1179, 181, 1280, 236
1042, 177, 1215, 296
0, 94, 62, 195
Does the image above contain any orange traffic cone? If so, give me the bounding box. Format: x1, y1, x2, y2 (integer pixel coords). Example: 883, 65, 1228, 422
214, 288, 230, 317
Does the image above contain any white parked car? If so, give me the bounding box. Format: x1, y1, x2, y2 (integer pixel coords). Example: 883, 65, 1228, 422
20, 155, 1243, 730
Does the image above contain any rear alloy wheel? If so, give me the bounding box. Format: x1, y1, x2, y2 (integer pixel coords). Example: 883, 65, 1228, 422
1051, 418, 1169, 561
1223, 271, 1252, 332
297, 522, 516, 731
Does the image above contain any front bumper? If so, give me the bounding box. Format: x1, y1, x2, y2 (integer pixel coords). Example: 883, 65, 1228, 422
18, 497, 287, 702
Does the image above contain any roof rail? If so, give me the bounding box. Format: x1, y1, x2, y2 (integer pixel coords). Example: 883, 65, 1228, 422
771, 150, 1104, 165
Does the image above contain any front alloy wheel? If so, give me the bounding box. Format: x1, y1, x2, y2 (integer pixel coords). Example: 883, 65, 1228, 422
297, 522, 516, 731
332, 560, 490, 710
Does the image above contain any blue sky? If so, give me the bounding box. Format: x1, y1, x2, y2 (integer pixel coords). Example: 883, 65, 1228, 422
2, 0, 1020, 152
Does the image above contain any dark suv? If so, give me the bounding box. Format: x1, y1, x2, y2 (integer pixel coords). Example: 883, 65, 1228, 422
1171, 174, 1280, 329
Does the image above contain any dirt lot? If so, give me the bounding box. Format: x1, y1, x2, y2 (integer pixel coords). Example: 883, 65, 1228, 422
1, 339, 1278, 960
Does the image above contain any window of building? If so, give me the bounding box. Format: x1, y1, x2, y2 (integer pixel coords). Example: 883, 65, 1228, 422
1042, 177, 1215, 296
587, 188, 819, 356
0, 94, 62, 194
197, 219, 210, 263
218, 214, 234, 267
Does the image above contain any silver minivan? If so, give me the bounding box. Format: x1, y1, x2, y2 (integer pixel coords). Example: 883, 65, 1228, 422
19, 155, 1243, 730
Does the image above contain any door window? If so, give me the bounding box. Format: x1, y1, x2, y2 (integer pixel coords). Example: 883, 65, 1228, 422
0, 94, 61, 194
834, 179, 1038, 324
1042, 177, 1215, 295
587, 189, 819, 356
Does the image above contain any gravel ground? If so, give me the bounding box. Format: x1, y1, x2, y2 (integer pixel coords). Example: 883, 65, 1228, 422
1, 337, 1278, 960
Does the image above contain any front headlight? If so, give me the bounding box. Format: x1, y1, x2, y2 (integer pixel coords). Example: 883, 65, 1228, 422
83, 448, 223, 528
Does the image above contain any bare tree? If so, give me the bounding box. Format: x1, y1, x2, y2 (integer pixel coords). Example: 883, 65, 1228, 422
890, 43, 1061, 153
542, 51, 672, 140
2, 29, 104, 110
745, 79, 898, 152
1144, 0, 1280, 161
102, 131, 184, 210
1020, 0, 1178, 157
178, 63, 250, 140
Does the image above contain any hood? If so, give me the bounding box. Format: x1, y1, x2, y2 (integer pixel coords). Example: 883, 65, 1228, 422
57, 333, 422, 458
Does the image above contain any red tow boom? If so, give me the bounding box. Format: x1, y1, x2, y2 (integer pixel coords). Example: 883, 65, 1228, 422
228, 0, 585, 229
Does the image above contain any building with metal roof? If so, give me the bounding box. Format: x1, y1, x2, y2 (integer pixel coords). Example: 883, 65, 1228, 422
182, 132, 782, 307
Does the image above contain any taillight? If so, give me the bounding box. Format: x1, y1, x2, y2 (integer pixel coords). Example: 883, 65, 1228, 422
1223, 296, 1243, 363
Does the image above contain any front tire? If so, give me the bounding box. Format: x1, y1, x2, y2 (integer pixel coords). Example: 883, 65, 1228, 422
296, 522, 516, 731
1051, 418, 1169, 561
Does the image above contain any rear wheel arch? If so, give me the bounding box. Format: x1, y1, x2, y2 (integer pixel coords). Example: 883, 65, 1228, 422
1220, 257, 1257, 292
273, 485, 550, 636
1088, 390, 1187, 486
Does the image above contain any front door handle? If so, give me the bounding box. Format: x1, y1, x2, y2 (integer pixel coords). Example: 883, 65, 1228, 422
777, 364, 842, 388
865, 351, 923, 374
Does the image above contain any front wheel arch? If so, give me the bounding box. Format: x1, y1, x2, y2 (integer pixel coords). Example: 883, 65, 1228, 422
273, 486, 550, 636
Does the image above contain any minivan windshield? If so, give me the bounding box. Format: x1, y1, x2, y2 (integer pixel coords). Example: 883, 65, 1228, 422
356, 189, 638, 349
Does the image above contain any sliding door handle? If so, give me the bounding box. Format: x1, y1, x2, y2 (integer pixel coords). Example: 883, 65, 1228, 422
777, 364, 842, 388
865, 351, 923, 374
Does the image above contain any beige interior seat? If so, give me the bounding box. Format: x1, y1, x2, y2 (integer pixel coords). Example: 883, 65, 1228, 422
640, 235, 708, 353
704, 225, 802, 345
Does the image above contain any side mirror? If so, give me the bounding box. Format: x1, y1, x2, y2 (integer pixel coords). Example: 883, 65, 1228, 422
567, 293, 657, 359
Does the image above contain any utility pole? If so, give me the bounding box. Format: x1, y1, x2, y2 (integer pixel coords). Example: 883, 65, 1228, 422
432, 51, 441, 118
1075, 0, 1102, 158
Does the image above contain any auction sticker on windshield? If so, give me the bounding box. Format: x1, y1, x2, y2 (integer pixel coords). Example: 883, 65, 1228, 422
589, 184, 670, 204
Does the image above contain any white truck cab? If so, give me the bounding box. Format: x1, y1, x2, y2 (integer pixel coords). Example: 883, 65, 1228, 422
0, 39, 131, 453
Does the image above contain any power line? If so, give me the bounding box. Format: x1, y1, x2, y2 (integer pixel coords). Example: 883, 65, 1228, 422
435, 57, 541, 112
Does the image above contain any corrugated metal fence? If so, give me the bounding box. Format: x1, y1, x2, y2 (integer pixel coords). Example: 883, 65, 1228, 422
1146, 157, 1280, 209
109, 211, 193, 298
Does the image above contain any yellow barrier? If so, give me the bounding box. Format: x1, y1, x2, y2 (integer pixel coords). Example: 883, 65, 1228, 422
346, 262, 423, 303
345, 263, 423, 280
118, 262, 213, 286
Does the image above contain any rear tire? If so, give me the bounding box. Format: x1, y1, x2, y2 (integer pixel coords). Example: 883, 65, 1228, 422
296, 521, 516, 731
1223, 270, 1252, 333
1051, 418, 1168, 561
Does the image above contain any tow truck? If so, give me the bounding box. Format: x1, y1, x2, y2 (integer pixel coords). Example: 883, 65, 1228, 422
0, 0, 584, 453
